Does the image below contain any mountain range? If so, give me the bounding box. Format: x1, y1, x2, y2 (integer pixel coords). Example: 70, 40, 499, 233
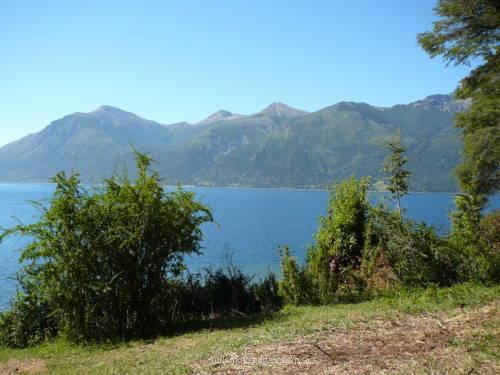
0, 94, 468, 191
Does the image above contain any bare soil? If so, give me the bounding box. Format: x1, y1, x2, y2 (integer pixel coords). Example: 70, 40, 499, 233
0, 358, 48, 375
198, 302, 499, 374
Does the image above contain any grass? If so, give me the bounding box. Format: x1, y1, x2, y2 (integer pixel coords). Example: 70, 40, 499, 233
0, 282, 498, 374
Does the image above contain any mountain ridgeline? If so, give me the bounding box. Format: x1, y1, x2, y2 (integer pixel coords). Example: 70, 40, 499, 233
0, 95, 468, 191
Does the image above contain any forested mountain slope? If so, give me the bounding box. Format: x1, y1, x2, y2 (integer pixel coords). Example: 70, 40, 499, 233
0, 95, 468, 191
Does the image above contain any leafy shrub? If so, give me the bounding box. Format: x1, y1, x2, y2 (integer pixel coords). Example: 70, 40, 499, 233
0, 286, 58, 348
251, 273, 283, 313
364, 206, 466, 288
450, 197, 499, 283
203, 266, 257, 315
479, 210, 500, 282
307, 177, 371, 303
162, 267, 282, 322
278, 246, 314, 305
279, 178, 371, 305
481, 210, 500, 253
0, 152, 213, 344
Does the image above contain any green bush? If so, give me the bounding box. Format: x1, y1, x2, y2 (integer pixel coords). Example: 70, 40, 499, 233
251, 273, 283, 313
480, 210, 500, 282
203, 266, 256, 315
0, 152, 213, 344
278, 246, 314, 305
452, 209, 500, 283
162, 267, 283, 322
449, 196, 499, 283
307, 177, 371, 303
364, 206, 466, 288
279, 176, 497, 307
280, 178, 371, 305
0, 285, 58, 348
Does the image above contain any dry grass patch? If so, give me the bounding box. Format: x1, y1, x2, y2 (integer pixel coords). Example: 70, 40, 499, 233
0, 358, 48, 374
199, 302, 499, 374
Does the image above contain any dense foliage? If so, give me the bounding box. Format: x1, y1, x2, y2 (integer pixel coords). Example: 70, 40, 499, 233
171, 269, 283, 320
307, 177, 371, 302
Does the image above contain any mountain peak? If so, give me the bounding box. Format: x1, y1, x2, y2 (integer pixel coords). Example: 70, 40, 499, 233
92, 105, 131, 114
407, 94, 470, 113
86, 105, 147, 124
197, 110, 245, 125
409, 94, 452, 107
257, 102, 308, 118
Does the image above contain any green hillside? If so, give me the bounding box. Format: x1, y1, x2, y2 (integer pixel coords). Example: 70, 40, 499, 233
0, 95, 468, 191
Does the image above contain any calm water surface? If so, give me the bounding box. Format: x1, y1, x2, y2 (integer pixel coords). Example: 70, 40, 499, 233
1, 183, 498, 310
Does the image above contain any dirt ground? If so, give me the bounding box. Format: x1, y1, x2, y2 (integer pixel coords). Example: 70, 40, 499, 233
198, 302, 499, 375
0, 358, 48, 375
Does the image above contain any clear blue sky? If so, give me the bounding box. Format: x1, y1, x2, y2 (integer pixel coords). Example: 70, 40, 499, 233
0, 0, 471, 147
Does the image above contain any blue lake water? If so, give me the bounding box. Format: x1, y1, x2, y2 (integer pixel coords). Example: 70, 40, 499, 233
0, 183, 498, 310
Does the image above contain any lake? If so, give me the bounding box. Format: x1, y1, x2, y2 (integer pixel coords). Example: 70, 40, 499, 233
1, 183, 499, 310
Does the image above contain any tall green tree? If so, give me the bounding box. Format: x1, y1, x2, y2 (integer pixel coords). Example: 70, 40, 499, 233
382, 131, 411, 225
418, 0, 499, 214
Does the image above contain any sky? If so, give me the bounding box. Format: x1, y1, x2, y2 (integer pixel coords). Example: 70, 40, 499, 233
0, 0, 472, 147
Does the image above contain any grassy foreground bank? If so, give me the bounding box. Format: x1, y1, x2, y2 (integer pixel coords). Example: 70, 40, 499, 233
0, 283, 498, 374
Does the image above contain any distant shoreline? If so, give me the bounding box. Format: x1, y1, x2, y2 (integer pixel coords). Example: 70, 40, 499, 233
0, 181, 463, 194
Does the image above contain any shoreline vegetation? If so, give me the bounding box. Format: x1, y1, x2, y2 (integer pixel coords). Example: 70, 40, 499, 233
0, 180, 475, 195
